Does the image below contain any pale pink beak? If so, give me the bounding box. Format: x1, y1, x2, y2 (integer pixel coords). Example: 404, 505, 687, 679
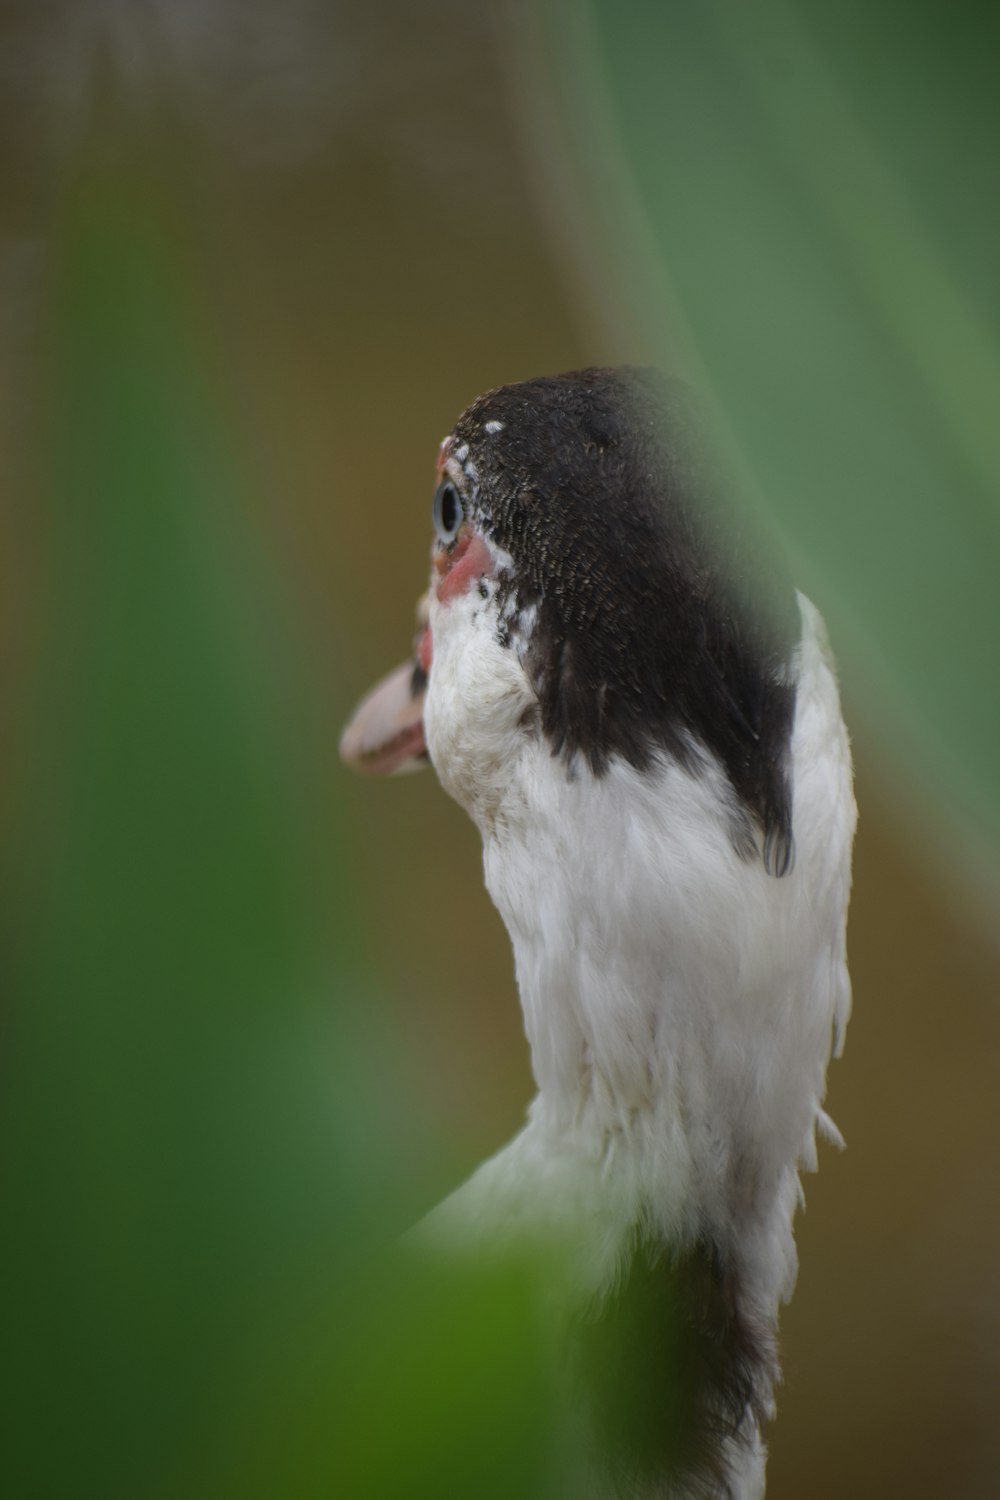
340, 589, 433, 777
339, 657, 428, 776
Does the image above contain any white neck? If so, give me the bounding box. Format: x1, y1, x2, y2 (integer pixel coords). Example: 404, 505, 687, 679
419, 591, 853, 1500
424, 592, 852, 1306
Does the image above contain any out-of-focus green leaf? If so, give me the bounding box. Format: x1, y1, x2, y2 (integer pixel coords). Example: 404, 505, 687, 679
0, 109, 408, 1497
539, 0, 1000, 875
0, 89, 581, 1500
206, 1247, 566, 1500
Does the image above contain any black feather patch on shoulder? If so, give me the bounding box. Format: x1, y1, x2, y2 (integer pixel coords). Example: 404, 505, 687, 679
451, 368, 799, 874
573, 1230, 777, 1499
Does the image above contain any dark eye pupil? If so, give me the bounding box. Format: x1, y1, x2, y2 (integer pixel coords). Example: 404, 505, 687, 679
434, 482, 463, 542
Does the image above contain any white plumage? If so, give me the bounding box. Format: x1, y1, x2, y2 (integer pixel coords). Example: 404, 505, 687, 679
423, 580, 852, 1496
342, 370, 855, 1499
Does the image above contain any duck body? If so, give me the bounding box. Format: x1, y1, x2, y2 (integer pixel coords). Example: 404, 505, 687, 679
342, 368, 855, 1499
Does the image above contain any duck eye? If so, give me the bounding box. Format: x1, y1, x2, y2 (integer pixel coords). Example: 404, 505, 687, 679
433, 481, 464, 544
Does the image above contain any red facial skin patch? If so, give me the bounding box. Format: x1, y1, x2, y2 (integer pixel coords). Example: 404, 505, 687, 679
416, 530, 491, 675
434, 530, 493, 605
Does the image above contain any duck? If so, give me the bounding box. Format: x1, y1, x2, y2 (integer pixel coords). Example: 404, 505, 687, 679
340, 367, 855, 1499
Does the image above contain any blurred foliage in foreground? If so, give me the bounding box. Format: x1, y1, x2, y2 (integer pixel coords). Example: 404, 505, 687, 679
0, 114, 566, 1497
2, 4, 998, 1498
533, 0, 1000, 886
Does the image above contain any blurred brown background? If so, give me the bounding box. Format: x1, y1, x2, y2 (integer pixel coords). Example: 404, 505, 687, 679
1, 3, 997, 1497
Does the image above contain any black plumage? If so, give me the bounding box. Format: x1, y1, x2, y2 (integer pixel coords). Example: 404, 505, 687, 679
449, 368, 800, 874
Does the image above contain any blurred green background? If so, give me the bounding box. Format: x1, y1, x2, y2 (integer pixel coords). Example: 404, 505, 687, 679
0, 3, 997, 1497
